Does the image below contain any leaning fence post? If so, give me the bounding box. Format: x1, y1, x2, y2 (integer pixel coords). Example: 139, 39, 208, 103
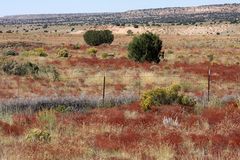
208, 68, 211, 102
102, 75, 106, 107
138, 76, 141, 97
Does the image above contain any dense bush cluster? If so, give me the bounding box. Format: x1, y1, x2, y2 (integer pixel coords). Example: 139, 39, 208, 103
128, 32, 163, 63
1, 61, 59, 81
140, 84, 196, 111
83, 30, 114, 46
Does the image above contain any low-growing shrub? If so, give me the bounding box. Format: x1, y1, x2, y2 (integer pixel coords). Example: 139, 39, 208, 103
127, 30, 134, 36
3, 50, 19, 56
21, 48, 48, 57
37, 109, 56, 130
34, 48, 48, 57
57, 48, 69, 57
101, 52, 109, 59
73, 43, 80, 49
178, 95, 196, 107
140, 84, 196, 111
38, 65, 60, 81
2, 61, 39, 76
26, 128, 51, 142
87, 47, 98, 56
54, 105, 72, 113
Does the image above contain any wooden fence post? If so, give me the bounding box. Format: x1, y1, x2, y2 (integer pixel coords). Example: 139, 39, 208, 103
102, 75, 106, 107
138, 76, 141, 97
208, 68, 211, 102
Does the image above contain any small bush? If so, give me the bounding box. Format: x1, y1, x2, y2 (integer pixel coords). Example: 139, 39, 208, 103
127, 30, 134, 36
6, 30, 12, 33
37, 109, 56, 130
26, 128, 51, 142
3, 50, 19, 56
34, 48, 48, 57
236, 97, 240, 108
128, 32, 163, 63
140, 84, 196, 111
178, 95, 196, 107
73, 43, 80, 49
133, 24, 139, 28
101, 52, 109, 59
57, 48, 69, 57
54, 105, 72, 113
2, 61, 39, 76
83, 30, 114, 46
42, 24, 48, 29
38, 65, 60, 81
21, 48, 48, 57
167, 50, 174, 55
87, 47, 98, 56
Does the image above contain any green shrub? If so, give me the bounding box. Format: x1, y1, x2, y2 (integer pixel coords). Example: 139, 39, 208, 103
2, 61, 39, 76
73, 43, 81, 49
37, 109, 56, 130
140, 84, 196, 111
21, 48, 48, 57
128, 32, 163, 63
178, 95, 196, 107
236, 96, 240, 108
133, 24, 139, 28
167, 50, 174, 55
21, 50, 36, 57
54, 105, 72, 113
83, 30, 114, 46
38, 65, 60, 81
57, 48, 69, 57
34, 48, 48, 57
127, 30, 134, 36
3, 50, 19, 56
26, 128, 51, 142
87, 47, 98, 56
101, 52, 109, 59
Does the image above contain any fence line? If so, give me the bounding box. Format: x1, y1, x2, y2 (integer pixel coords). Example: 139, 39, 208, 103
0, 74, 239, 104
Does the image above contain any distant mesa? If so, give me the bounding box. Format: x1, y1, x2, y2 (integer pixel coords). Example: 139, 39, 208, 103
0, 3, 240, 25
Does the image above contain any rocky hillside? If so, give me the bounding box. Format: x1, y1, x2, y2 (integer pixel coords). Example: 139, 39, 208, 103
1, 3, 240, 25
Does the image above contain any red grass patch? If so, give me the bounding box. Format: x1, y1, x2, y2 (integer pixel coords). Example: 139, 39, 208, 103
114, 84, 126, 92
0, 120, 24, 136
67, 57, 164, 70
161, 132, 183, 148
173, 62, 240, 82
95, 130, 142, 151
202, 108, 225, 125
210, 134, 228, 152
190, 134, 209, 148
228, 132, 240, 148
12, 114, 37, 127
183, 115, 201, 128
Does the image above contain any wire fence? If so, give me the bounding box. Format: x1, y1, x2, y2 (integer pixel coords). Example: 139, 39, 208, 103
0, 73, 239, 103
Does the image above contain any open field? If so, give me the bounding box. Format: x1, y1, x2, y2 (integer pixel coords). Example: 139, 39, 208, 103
0, 23, 240, 159
0, 24, 239, 99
